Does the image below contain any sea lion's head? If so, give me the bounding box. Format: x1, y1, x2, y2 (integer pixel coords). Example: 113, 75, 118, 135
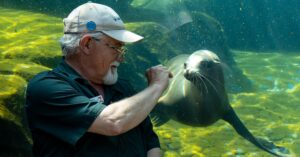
183, 50, 224, 89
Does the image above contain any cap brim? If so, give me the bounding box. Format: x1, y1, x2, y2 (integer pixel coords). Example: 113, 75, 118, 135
102, 30, 144, 43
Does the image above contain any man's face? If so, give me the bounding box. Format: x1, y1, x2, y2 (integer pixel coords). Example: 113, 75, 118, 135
88, 35, 125, 85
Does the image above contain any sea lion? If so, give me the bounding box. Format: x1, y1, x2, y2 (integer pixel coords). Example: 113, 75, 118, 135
152, 50, 290, 157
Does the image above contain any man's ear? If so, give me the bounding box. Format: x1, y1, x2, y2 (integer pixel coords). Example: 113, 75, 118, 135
79, 35, 92, 55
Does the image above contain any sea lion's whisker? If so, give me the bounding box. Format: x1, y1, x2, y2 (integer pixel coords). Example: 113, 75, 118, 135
201, 74, 221, 93
205, 75, 225, 89
193, 76, 204, 94
195, 73, 209, 93
200, 75, 225, 101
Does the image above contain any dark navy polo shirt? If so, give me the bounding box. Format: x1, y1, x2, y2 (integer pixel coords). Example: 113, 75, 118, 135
25, 60, 160, 157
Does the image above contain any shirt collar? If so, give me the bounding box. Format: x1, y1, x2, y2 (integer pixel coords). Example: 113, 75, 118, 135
53, 58, 84, 81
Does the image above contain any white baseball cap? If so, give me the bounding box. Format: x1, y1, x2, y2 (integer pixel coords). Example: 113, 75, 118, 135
63, 2, 143, 43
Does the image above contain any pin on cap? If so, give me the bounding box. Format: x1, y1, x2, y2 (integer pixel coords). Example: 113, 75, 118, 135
86, 21, 96, 31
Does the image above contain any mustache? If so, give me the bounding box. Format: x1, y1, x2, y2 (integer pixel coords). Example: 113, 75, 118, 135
111, 61, 120, 67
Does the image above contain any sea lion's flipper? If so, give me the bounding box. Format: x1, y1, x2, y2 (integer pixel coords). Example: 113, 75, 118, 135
255, 137, 291, 157
222, 107, 290, 157
150, 104, 170, 127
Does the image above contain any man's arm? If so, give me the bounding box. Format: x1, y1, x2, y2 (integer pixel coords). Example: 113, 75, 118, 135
88, 65, 172, 136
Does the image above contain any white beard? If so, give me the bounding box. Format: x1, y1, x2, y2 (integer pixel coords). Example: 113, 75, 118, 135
103, 61, 119, 85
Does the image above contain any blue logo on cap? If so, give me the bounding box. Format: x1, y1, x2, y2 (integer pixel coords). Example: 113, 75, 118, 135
86, 21, 96, 31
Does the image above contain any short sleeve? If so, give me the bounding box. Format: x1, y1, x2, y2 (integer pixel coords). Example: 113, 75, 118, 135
140, 117, 161, 150
25, 73, 106, 146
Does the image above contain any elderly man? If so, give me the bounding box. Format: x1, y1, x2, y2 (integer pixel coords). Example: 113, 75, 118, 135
25, 2, 171, 157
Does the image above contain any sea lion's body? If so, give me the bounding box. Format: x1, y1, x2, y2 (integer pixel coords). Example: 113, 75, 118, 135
152, 50, 290, 157
158, 51, 229, 126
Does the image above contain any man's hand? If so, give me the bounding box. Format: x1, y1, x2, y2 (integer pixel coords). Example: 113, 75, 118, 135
145, 65, 173, 91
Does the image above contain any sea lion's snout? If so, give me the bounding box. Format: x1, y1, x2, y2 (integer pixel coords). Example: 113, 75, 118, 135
183, 50, 222, 84
183, 62, 198, 77
183, 57, 216, 77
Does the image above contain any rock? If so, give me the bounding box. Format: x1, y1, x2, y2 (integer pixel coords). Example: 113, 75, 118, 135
0, 74, 27, 117
0, 59, 50, 81
0, 117, 32, 157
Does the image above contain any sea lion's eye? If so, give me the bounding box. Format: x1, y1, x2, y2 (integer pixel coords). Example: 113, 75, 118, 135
202, 60, 213, 68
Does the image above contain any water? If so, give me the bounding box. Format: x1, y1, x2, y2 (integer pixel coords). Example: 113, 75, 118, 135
0, 0, 299, 156
156, 51, 300, 156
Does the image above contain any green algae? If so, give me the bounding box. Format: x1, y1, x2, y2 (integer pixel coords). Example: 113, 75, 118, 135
0, 103, 17, 122
0, 7, 62, 66
0, 74, 26, 100
0, 74, 27, 118
0, 59, 50, 81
